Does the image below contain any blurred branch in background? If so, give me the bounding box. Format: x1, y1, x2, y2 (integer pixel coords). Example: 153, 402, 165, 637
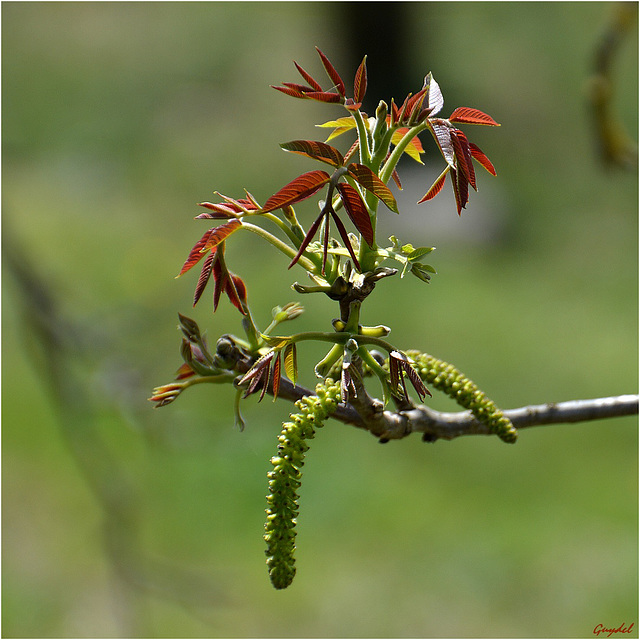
588, 1, 638, 169
2, 223, 226, 633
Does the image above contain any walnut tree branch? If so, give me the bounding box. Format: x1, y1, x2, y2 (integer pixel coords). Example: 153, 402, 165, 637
269, 378, 638, 443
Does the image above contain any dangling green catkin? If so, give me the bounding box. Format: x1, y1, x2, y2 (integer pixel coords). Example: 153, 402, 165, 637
264, 378, 340, 589
405, 350, 518, 443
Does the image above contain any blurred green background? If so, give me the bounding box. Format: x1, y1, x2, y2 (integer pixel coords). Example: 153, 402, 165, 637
2, 2, 637, 637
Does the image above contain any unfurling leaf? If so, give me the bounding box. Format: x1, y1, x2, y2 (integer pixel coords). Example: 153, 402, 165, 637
449, 107, 500, 126
469, 142, 497, 176
353, 55, 367, 104
283, 342, 298, 385
316, 116, 357, 142
178, 228, 216, 276
428, 119, 456, 166
272, 351, 282, 400
202, 219, 243, 252
418, 167, 449, 203
280, 140, 345, 167
193, 251, 215, 305
294, 61, 323, 91
451, 130, 477, 190
347, 164, 399, 213
426, 74, 444, 116
335, 183, 374, 247
262, 170, 331, 213
315, 47, 345, 98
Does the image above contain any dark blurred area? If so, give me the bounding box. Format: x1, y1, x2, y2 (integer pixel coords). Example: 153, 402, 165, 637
3, 2, 637, 637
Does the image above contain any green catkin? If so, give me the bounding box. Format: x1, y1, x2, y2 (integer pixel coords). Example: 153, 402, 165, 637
404, 350, 518, 443
264, 378, 341, 589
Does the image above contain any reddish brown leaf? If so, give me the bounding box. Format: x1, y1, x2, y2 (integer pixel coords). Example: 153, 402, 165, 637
225, 272, 247, 315
271, 351, 281, 400
343, 139, 360, 164
390, 99, 400, 125
288, 210, 326, 269
449, 107, 500, 126
335, 183, 374, 247
212, 257, 224, 311
469, 142, 497, 176
202, 218, 242, 252
329, 208, 361, 271
344, 99, 363, 111
347, 163, 399, 213
451, 130, 476, 190
262, 170, 331, 213
271, 84, 307, 99
294, 61, 323, 91
315, 47, 345, 97
282, 81, 315, 93
391, 169, 402, 190
418, 166, 449, 203
178, 227, 216, 276
193, 250, 215, 306
303, 90, 341, 103
406, 87, 428, 122
353, 56, 367, 104
280, 140, 344, 167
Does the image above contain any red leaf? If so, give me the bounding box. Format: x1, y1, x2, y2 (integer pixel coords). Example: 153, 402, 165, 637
271, 351, 281, 400
294, 61, 323, 91
353, 56, 367, 103
178, 227, 217, 276
212, 257, 224, 311
450, 130, 476, 190
282, 81, 315, 93
418, 166, 449, 203
469, 142, 497, 176
390, 99, 400, 125
315, 47, 345, 97
335, 183, 374, 247
347, 164, 399, 213
303, 90, 341, 103
391, 169, 402, 190
329, 208, 361, 271
193, 250, 215, 306
280, 140, 345, 167
343, 139, 360, 164
225, 272, 247, 315
262, 170, 331, 213
271, 84, 307, 99
405, 87, 428, 122
202, 218, 242, 252
288, 210, 326, 269
449, 107, 500, 126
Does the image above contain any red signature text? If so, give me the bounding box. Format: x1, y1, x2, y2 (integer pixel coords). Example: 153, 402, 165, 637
593, 623, 635, 637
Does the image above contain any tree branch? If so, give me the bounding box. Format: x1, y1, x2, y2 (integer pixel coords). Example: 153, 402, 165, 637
270, 378, 638, 443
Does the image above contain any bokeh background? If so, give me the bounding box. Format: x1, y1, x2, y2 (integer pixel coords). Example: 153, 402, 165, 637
3, 2, 637, 637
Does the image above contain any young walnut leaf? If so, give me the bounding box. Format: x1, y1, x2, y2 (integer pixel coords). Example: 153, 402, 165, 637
469, 143, 497, 176
202, 219, 243, 252
335, 183, 374, 247
280, 140, 345, 167
449, 107, 500, 126
262, 170, 331, 213
283, 343, 298, 385
353, 55, 367, 104
315, 47, 345, 97
346, 164, 399, 213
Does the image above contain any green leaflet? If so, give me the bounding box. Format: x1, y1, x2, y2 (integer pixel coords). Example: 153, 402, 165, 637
264, 379, 341, 589
405, 350, 518, 443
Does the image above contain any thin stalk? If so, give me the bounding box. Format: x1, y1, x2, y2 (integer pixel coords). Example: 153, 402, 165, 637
350, 108, 372, 166
241, 222, 319, 273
